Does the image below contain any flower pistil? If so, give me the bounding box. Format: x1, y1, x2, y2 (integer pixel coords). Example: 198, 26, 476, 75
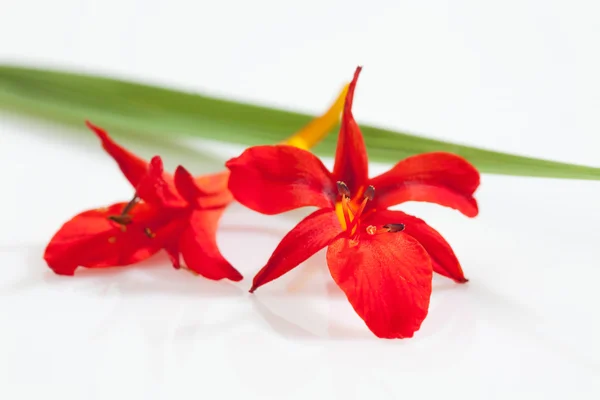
335, 181, 405, 243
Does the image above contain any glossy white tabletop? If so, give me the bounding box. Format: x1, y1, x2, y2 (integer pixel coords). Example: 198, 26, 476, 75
1, 1, 599, 399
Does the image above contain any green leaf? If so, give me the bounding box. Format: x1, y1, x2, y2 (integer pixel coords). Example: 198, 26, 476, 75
1, 64, 599, 180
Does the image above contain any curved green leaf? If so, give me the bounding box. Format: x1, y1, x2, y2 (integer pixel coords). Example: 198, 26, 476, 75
1, 64, 599, 180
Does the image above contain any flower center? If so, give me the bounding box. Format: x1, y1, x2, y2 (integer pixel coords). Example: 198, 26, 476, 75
107, 193, 156, 239
336, 181, 405, 241
107, 194, 139, 226
336, 181, 373, 236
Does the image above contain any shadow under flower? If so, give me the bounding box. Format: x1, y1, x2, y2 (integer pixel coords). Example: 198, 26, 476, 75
4, 245, 245, 298
249, 255, 482, 343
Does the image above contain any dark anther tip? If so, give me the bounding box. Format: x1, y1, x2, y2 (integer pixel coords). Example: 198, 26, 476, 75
336, 181, 351, 197
107, 215, 132, 225
363, 185, 375, 200
383, 223, 405, 232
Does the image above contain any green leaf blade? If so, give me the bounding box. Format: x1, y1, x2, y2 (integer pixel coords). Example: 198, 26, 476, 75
1, 64, 599, 181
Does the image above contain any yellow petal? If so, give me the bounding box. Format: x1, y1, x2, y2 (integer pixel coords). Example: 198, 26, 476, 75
282, 83, 349, 150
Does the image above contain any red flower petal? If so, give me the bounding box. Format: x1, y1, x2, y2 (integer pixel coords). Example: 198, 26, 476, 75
174, 166, 233, 209
250, 208, 341, 292
332, 66, 369, 194
369, 152, 480, 217
226, 145, 336, 214
326, 231, 432, 339
194, 170, 235, 208
366, 210, 468, 283
179, 209, 243, 281
164, 241, 181, 269
43, 202, 169, 275
136, 156, 185, 208
86, 121, 149, 188
194, 170, 230, 195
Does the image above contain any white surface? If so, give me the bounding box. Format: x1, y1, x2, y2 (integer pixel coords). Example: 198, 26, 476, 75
1, 1, 600, 399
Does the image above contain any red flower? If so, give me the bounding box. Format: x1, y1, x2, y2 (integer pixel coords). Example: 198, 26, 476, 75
226, 67, 480, 338
44, 122, 242, 280
43, 83, 350, 278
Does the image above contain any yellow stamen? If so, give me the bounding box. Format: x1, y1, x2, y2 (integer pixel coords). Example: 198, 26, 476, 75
108, 236, 117, 244
282, 84, 349, 150
334, 182, 377, 240
335, 198, 358, 231
335, 202, 347, 230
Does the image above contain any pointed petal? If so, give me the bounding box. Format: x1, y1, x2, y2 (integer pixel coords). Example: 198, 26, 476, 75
43, 202, 165, 275
327, 232, 432, 339
226, 145, 336, 214
175, 166, 233, 209
366, 210, 468, 283
369, 152, 480, 217
164, 241, 181, 269
332, 66, 369, 193
283, 83, 349, 150
135, 156, 184, 208
86, 121, 149, 188
174, 165, 204, 203
179, 209, 243, 281
250, 208, 341, 292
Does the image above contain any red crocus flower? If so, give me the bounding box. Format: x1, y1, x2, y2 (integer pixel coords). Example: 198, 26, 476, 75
44, 84, 350, 277
44, 122, 242, 280
226, 66, 480, 338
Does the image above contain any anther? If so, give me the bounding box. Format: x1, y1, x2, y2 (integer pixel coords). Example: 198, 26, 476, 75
366, 225, 377, 235
383, 223, 405, 233
337, 181, 351, 198
107, 215, 132, 225
121, 195, 140, 215
363, 185, 375, 201
337, 181, 353, 230
353, 185, 375, 228
107, 194, 139, 225
108, 236, 117, 244
144, 227, 156, 238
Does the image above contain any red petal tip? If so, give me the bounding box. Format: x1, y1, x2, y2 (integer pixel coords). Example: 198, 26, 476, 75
148, 156, 164, 174
224, 157, 237, 168
85, 120, 107, 138
175, 165, 188, 175
53, 269, 76, 276
230, 271, 244, 282
149, 155, 163, 165
249, 285, 258, 293
351, 66, 363, 87
466, 200, 479, 218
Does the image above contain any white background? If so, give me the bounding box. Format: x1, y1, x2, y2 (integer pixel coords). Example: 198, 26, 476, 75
1, 1, 599, 399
